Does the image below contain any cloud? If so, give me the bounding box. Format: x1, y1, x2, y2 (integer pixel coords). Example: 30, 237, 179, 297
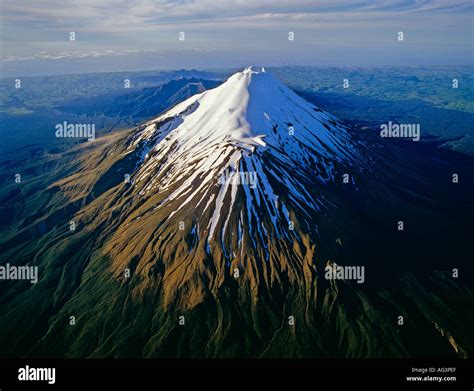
0, 0, 471, 66
1, 0, 471, 32
1, 48, 162, 62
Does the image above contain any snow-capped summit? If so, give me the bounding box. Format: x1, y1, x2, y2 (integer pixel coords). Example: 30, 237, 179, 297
122, 67, 361, 255
132, 66, 355, 162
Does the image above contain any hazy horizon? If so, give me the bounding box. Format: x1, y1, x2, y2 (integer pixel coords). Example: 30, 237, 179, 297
1, 0, 473, 77
2, 62, 473, 80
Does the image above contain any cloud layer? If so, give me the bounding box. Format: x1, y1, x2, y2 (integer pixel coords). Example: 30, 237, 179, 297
1, 0, 472, 71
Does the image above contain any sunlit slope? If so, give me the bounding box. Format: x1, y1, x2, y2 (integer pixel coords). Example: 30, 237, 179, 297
0, 69, 473, 358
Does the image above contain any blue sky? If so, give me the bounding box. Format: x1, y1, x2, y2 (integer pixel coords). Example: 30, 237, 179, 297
1, 0, 473, 76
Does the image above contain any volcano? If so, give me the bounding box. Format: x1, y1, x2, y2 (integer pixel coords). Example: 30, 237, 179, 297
99, 66, 367, 309
0, 68, 473, 358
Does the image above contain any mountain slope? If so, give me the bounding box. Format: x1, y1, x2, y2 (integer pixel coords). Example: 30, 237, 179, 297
95, 67, 369, 308
0, 68, 473, 358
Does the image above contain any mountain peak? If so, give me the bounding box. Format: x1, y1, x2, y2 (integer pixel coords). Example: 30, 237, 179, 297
121, 67, 361, 252
131, 67, 354, 157
242, 66, 266, 75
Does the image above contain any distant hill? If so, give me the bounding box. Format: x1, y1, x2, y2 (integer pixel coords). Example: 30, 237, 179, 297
59, 78, 221, 123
